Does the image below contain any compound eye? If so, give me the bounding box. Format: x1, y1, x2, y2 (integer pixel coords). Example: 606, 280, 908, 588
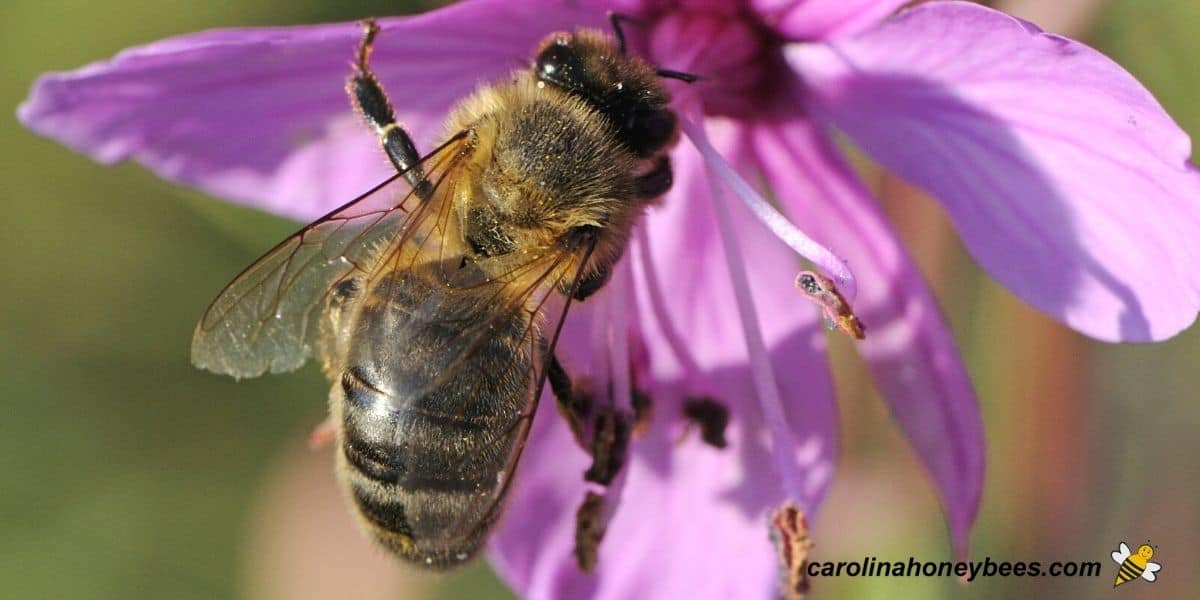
535, 42, 585, 91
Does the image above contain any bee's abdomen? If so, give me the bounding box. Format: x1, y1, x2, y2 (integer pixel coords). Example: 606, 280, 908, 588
334, 267, 535, 567
1117, 558, 1145, 584
339, 374, 506, 495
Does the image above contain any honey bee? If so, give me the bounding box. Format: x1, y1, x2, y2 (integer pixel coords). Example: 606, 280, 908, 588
191, 16, 692, 568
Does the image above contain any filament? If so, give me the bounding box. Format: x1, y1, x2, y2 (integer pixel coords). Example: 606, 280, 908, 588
701, 127, 809, 504
680, 115, 857, 301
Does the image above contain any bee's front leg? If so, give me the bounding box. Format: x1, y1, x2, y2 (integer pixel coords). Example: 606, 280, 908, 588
347, 20, 430, 198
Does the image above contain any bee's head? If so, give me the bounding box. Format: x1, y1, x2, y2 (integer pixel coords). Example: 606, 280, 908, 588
534, 29, 676, 157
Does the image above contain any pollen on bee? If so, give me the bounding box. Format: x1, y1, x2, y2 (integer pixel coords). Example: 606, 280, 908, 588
794, 271, 865, 340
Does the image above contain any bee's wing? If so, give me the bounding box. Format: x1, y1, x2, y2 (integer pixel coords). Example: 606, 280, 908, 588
1142, 562, 1161, 581
191, 132, 473, 379
1112, 542, 1131, 563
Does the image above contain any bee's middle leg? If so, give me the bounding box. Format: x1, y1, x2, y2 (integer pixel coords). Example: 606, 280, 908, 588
347, 20, 430, 197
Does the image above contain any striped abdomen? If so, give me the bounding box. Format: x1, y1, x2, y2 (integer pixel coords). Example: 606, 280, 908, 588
332, 266, 535, 568
1115, 557, 1146, 587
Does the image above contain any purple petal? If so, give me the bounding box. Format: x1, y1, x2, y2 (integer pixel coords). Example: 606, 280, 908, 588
18, 0, 608, 221
490, 121, 838, 599
748, 115, 984, 559
788, 1, 1200, 341
752, 0, 910, 41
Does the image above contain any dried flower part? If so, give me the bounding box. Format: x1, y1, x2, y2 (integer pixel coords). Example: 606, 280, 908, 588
682, 396, 730, 449
574, 491, 606, 573
794, 271, 865, 340
769, 502, 814, 600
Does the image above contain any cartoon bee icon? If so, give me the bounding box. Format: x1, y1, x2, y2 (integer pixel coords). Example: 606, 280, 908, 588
1111, 541, 1161, 588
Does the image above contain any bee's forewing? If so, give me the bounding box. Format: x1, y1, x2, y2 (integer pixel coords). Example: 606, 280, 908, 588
191, 133, 471, 379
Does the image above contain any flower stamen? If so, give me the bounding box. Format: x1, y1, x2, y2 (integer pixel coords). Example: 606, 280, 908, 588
680, 115, 858, 301
702, 131, 809, 504
795, 271, 866, 340
770, 501, 814, 600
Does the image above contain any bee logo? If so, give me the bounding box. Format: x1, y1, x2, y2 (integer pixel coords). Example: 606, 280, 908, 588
1110, 541, 1161, 588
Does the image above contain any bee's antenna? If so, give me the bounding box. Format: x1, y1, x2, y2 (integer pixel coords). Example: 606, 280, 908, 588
606, 12, 701, 83
656, 68, 702, 83
608, 12, 645, 55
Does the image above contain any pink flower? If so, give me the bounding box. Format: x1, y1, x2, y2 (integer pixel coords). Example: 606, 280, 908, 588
19, 0, 1200, 598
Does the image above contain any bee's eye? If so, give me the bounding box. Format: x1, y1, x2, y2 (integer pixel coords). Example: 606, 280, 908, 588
535, 43, 586, 93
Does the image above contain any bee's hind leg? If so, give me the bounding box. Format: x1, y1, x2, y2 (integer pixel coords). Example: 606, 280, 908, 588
347, 20, 430, 197
544, 347, 632, 487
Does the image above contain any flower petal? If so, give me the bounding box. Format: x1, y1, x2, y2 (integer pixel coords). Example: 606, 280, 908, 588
17, 0, 608, 221
748, 115, 984, 559
490, 120, 838, 599
788, 1, 1200, 341
752, 0, 910, 41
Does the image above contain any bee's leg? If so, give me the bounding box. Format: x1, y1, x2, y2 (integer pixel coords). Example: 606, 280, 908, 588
573, 491, 605, 573
682, 396, 729, 449
633, 155, 673, 201
571, 268, 611, 301
583, 407, 630, 485
347, 20, 430, 198
544, 346, 591, 447
630, 389, 653, 437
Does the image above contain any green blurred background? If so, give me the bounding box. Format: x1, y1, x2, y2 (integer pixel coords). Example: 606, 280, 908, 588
2, 1, 1196, 598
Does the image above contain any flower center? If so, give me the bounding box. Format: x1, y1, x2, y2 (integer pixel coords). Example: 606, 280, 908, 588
645, 7, 777, 117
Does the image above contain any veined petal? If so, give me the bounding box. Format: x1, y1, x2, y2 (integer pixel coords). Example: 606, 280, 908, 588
490, 120, 838, 599
789, 0, 1200, 341
752, 0, 910, 41
748, 115, 984, 559
17, 0, 607, 221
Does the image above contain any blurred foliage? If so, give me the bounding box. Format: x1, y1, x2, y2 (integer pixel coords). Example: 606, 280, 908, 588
1097, 0, 1200, 136
2, 0, 1198, 599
